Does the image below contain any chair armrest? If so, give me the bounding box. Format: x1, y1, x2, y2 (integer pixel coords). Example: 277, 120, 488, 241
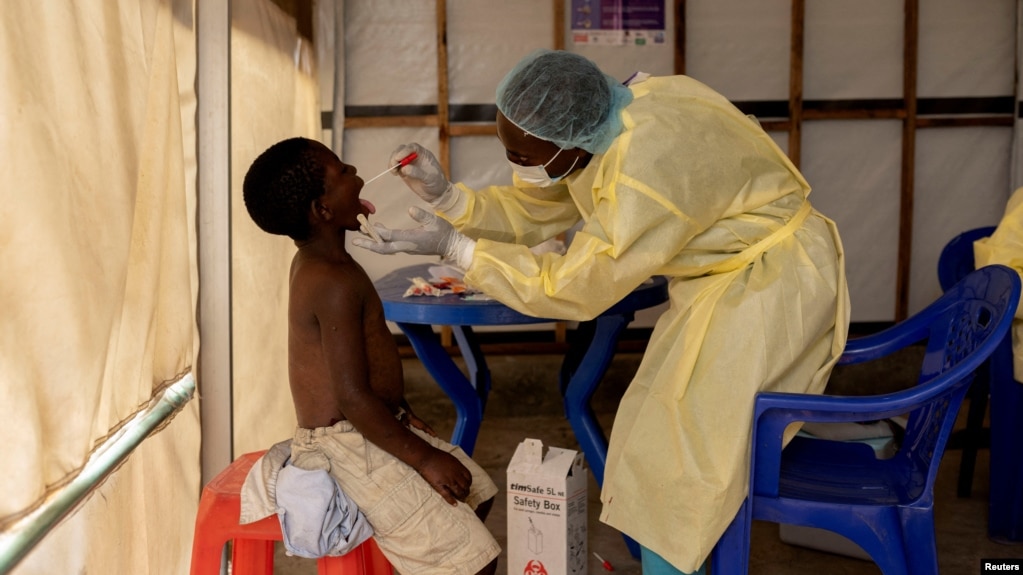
749, 378, 970, 497
754, 390, 934, 425
838, 321, 929, 366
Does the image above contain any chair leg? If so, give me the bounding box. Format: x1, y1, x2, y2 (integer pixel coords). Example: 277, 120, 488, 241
835, 521, 908, 575
957, 378, 990, 498
834, 506, 933, 575
900, 507, 940, 575
708, 501, 750, 575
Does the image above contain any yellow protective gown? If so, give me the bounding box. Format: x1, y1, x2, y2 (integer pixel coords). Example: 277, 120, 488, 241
974, 186, 1023, 381
444, 75, 850, 572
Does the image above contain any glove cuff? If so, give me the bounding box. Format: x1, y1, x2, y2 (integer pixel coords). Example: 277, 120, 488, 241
443, 233, 476, 272
430, 183, 463, 216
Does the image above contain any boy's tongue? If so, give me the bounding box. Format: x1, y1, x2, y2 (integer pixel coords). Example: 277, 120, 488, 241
360, 199, 376, 214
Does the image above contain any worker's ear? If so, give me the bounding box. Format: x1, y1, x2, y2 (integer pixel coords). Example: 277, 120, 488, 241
568, 148, 592, 171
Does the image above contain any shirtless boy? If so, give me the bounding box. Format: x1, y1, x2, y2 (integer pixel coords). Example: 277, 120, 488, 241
242, 137, 500, 575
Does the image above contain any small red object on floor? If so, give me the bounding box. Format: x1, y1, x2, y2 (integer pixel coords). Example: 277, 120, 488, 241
189, 450, 392, 575
593, 551, 614, 571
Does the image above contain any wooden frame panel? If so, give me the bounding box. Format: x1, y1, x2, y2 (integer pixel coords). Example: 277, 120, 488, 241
338, 0, 1017, 330
677, 0, 1016, 321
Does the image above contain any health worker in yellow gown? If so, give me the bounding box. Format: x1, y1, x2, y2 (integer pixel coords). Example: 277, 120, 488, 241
353, 49, 851, 575
974, 186, 1023, 381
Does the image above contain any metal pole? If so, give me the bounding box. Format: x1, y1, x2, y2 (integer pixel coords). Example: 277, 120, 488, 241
196, 0, 234, 487
0, 375, 197, 575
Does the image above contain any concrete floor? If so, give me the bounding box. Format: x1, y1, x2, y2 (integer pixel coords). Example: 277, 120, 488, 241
273, 350, 1023, 575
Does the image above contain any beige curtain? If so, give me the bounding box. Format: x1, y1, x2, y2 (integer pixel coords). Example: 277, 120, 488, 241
230, 0, 322, 456
1, 0, 201, 574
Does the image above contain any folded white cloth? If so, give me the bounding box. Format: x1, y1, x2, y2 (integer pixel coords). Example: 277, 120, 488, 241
798, 416, 908, 460
239, 440, 374, 558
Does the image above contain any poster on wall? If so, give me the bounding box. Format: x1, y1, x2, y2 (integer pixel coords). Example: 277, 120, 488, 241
570, 0, 666, 46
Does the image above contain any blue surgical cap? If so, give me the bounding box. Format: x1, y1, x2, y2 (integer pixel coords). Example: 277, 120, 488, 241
496, 50, 634, 155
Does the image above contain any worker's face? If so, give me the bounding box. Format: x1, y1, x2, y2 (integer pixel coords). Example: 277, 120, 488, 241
496, 110, 588, 180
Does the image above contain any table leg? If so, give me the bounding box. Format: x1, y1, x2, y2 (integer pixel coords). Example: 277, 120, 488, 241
560, 319, 596, 396
560, 313, 641, 557
451, 325, 492, 413
397, 322, 487, 456
560, 314, 630, 484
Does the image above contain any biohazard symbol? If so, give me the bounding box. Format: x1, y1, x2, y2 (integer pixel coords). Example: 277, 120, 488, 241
523, 559, 548, 575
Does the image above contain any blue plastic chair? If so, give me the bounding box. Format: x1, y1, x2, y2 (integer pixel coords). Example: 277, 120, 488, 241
709, 265, 1021, 575
937, 226, 997, 292
937, 226, 997, 498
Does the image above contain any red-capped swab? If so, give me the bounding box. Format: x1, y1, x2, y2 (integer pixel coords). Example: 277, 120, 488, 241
362, 151, 419, 186
593, 552, 614, 571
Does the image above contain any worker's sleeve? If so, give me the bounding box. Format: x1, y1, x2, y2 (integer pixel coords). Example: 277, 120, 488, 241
442, 180, 582, 248
975, 187, 1023, 282
463, 177, 698, 322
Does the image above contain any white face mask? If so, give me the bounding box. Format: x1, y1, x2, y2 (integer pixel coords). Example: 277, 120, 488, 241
507, 147, 578, 187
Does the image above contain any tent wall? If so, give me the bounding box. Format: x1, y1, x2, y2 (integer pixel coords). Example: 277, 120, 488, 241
228, 0, 322, 464
9, 405, 201, 575
330, 0, 1019, 328
2, 1, 201, 574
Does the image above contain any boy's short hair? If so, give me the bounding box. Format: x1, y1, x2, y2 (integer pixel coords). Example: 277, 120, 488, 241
243, 137, 326, 241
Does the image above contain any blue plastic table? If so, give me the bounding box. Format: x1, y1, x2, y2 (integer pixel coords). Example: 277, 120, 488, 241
374, 264, 669, 489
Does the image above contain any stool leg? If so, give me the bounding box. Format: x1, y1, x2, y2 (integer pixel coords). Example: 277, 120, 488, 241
232, 539, 275, 575
317, 552, 363, 575
190, 534, 230, 575
366, 540, 393, 575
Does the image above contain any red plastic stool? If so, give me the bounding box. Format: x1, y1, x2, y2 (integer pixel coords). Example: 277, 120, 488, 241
190, 450, 392, 575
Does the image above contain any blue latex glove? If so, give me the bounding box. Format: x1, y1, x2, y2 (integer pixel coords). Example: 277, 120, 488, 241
352, 206, 475, 269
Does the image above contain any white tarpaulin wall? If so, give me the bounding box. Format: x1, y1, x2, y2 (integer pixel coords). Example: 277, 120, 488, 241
1, 1, 200, 574
333, 0, 1020, 325
1, 0, 321, 571
228, 0, 321, 459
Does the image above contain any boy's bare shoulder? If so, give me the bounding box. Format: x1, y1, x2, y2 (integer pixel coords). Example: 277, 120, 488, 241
290, 250, 373, 304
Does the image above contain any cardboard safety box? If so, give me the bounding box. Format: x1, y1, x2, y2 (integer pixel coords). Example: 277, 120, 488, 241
506, 438, 588, 575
